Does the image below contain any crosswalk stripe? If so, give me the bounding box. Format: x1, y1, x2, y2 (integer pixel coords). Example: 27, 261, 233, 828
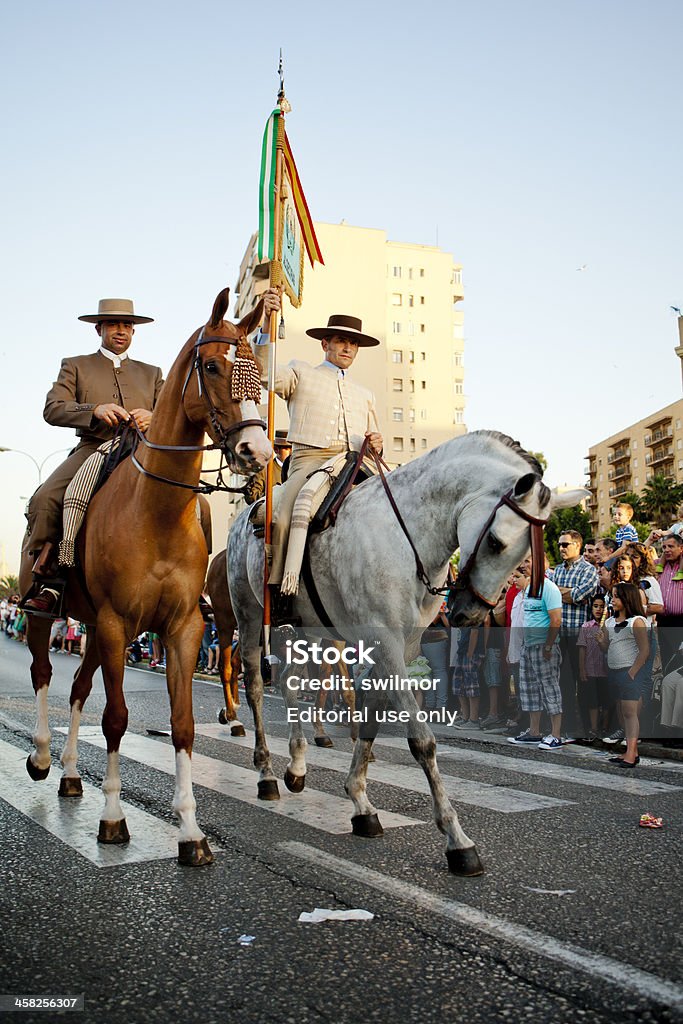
0, 739, 182, 868
281, 840, 683, 1011
63, 727, 423, 835
196, 724, 572, 814
374, 736, 683, 797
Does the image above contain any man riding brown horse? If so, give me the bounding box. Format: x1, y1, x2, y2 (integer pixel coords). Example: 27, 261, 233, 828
23, 298, 163, 614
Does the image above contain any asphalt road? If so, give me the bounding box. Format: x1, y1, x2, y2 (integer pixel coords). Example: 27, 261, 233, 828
0, 635, 681, 1024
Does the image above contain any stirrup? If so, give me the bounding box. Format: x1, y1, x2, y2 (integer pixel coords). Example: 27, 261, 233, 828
249, 499, 266, 538
269, 586, 301, 628
20, 576, 67, 619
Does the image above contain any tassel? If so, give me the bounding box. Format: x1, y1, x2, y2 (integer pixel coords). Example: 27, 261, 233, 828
278, 315, 286, 340
231, 339, 263, 402
281, 571, 299, 596
58, 538, 76, 568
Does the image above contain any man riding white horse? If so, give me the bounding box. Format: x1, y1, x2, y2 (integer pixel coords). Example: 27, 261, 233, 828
254, 287, 383, 620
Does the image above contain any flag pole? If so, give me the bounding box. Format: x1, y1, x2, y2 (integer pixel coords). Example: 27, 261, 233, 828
263, 54, 289, 650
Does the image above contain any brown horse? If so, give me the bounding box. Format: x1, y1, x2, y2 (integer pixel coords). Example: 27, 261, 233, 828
206, 548, 243, 733
19, 289, 271, 866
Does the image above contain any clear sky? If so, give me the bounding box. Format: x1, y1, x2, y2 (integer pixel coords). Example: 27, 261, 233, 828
1, 0, 682, 573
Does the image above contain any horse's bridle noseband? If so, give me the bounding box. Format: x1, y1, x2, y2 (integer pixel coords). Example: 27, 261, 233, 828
453, 489, 549, 608
131, 326, 267, 494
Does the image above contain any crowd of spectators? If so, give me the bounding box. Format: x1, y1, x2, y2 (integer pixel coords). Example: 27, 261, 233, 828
442, 501, 683, 757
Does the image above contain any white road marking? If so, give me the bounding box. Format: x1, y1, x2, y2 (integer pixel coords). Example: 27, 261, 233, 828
0, 739, 182, 868
374, 736, 683, 797
280, 840, 683, 1011
196, 725, 572, 814
64, 727, 422, 835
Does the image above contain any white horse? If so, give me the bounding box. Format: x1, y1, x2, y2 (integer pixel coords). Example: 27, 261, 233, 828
227, 431, 586, 876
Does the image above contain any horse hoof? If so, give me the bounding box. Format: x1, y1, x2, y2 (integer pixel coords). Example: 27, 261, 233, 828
284, 769, 306, 793
26, 755, 50, 781
97, 819, 130, 845
58, 776, 83, 798
257, 779, 280, 801
218, 708, 229, 725
351, 813, 384, 838
314, 735, 334, 748
230, 723, 246, 737
178, 837, 214, 867
446, 846, 485, 877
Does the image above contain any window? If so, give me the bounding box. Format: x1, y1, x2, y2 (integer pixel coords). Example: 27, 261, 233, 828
392, 408, 404, 421
452, 269, 462, 285
455, 382, 463, 395
407, 322, 415, 336
678, 439, 682, 450
409, 438, 416, 452
419, 269, 425, 277
392, 322, 402, 333
392, 293, 402, 306
409, 351, 415, 363
420, 324, 425, 333
420, 409, 427, 420
421, 380, 426, 389
393, 266, 401, 278
420, 296, 425, 305
634, 477, 639, 487
409, 408, 415, 422
453, 353, 463, 366
454, 410, 464, 424
408, 268, 413, 280
633, 457, 638, 468
421, 438, 427, 448
392, 350, 403, 363
632, 441, 637, 450
408, 295, 414, 307
392, 378, 403, 391
421, 352, 426, 361
409, 380, 415, 393
393, 437, 404, 451
678, 420, 682, 429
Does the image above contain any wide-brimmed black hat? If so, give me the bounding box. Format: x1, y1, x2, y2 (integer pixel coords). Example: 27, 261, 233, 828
306, 314, 380, 348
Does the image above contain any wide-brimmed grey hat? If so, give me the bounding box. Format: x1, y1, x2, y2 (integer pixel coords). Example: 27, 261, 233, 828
306, 314, 380, 348
78, 298, 154, 324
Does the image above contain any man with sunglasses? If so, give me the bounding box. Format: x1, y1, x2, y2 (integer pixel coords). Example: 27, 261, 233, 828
550, 530, 599, 735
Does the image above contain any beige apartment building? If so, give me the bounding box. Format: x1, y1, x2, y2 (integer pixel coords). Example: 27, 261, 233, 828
586, 399, 683, 536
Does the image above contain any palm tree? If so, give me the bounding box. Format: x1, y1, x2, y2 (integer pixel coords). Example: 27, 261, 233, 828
640, 474, 683, 527
0, 574, 19, 597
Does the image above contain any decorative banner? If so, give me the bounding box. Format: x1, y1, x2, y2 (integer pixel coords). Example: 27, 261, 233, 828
257, 108, 324, 280
278, 176, 304, 306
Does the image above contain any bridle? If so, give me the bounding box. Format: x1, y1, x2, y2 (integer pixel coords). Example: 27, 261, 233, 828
131, 326, 267, 494
451, 489, 549, 609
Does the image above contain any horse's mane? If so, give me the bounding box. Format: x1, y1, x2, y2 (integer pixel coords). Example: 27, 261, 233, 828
473, 430, 552, 509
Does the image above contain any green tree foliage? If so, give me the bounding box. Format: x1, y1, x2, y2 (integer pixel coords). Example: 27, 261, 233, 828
0, 574, 19, 598
545, 505, 592, 566
640, 474, 683, 527
529, 451, 548, 474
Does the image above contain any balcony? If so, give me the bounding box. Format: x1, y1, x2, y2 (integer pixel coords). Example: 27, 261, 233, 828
644, 426, 673, 446
607, 448, 630, 464
608, 465, 631, 481
646, 448, 674, 467
609, 482, 632, 499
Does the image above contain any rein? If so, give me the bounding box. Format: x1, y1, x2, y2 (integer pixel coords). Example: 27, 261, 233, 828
131, 326, 266, 494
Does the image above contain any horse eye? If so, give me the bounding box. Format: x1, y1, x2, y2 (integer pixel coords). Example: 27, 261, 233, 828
488, 534, 505, 554
204, 362, 219, 375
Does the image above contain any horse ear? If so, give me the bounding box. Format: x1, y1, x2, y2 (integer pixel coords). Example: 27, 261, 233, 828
237, 297, 264, 338
551, 487, 591, 510
513, 473, 538, 499
209, 288, 231, 328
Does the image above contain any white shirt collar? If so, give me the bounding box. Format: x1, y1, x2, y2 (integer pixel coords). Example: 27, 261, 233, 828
99, 347, 128, 369
322, 359, 344, 378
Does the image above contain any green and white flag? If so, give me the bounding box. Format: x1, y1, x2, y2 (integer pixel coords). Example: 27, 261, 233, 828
257, 109, 280, 262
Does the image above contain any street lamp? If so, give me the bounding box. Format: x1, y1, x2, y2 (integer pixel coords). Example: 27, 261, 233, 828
0, 447, 72, 485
